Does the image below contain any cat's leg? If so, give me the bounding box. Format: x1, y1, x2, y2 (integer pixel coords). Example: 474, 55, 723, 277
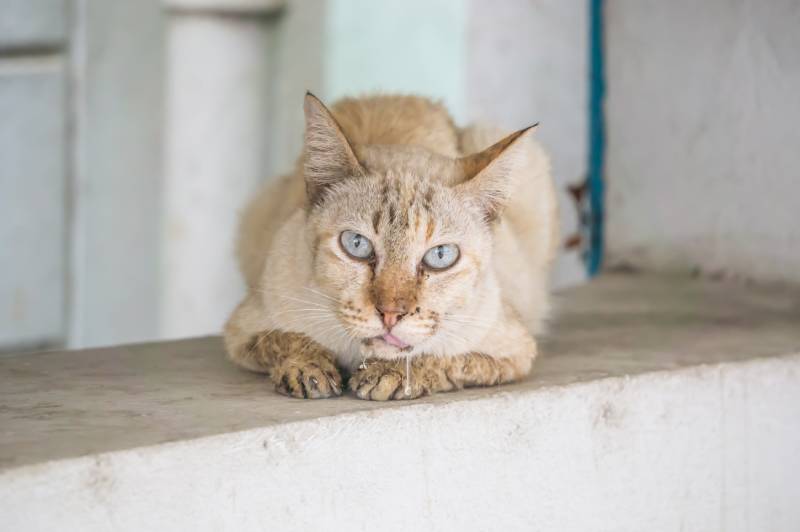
225, 294, 343, 399
349, 315, 536, 401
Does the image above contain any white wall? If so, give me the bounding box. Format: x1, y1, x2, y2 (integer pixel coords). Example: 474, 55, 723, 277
605, 0, 800, 284
72, 0, 166, 347
0, 0, 68, 350
467, 0, 587, 287
161, 5, 277, 339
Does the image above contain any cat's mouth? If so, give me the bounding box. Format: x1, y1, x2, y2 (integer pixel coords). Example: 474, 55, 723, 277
365, 332, 412, 351
380, 332, 411, 349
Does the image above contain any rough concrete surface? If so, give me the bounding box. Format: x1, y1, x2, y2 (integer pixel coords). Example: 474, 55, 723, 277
1, 273, 799, 531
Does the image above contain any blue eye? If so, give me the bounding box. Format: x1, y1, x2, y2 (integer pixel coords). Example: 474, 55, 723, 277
422, 244, 459, 270
340, 230, 374, 260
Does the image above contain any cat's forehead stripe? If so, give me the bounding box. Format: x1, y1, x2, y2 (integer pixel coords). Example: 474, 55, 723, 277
371, 210, 381, 233
425, 217, 435, 240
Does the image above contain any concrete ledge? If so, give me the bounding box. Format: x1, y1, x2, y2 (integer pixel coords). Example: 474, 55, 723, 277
1, 273, 799, 530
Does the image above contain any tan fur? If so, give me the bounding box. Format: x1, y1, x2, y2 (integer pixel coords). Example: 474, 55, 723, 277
349, 352, 529, 401
224, 299, 342, 398
226, 93, 558, 400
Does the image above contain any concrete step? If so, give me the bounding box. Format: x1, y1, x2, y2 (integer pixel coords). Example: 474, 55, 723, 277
1, 273, 799, 531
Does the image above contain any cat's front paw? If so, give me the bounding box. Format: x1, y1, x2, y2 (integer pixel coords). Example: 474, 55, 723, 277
349, 360, 424, 401
272, 356, 342, 399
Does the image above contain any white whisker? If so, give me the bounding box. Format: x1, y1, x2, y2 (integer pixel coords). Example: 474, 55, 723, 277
301, 286, 340, 304
278, 295, 331, 309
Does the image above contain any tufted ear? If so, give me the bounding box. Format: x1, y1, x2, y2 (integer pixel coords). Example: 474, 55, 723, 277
456, 124, 538, 222
303, 92, 365, 206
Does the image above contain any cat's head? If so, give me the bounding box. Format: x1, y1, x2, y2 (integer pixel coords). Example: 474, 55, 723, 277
302, 93, 533, 358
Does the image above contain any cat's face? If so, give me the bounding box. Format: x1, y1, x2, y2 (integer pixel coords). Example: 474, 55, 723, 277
307, 171, 493, 357
301, 93, 531, 358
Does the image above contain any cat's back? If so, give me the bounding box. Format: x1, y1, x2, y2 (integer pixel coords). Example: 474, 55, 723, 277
331, 94, 460, 157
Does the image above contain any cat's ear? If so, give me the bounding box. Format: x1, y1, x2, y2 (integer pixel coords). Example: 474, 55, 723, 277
456, 124, 538, 222
303, 92, 365, 206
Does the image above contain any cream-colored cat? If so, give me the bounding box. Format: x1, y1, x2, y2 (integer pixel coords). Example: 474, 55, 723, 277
224, 93, 558, 400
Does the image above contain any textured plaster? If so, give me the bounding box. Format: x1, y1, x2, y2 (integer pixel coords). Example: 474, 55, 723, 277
605, 0, 800, 284
0, 66, 66, 348
161, 12, 273, 339
73, 0, 166, 348
0, 0, 66, 49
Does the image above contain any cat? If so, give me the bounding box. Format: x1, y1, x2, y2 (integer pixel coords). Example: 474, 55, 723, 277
224, 92, 559, 400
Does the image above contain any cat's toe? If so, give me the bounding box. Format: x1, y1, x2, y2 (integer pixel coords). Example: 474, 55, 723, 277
274, 360, 342, 399
349, 363, 422, 401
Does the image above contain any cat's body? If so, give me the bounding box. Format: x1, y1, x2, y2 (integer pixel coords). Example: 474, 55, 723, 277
225, 94, 558, 400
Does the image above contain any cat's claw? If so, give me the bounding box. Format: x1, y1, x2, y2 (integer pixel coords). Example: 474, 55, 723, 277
273, 359, 342, 399
349, 360, 424, 401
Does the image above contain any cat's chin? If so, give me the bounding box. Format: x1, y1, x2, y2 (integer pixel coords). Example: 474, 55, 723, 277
360, 336, 413, 360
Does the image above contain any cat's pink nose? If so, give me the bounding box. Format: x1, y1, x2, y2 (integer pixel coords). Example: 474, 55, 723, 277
377, 305, 407, 329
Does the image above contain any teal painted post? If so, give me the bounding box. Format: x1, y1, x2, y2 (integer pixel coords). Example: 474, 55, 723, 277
588, 0, 605, 276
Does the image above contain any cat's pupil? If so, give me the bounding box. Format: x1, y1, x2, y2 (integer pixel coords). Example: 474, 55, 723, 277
437, 246, 444, 259
354, 235, 361, 248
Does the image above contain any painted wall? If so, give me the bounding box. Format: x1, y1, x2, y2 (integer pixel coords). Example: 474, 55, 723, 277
161, 8, 277, 340
467, 0, 587, 287
326, 0, 467, 121
73, 0, 165, 347
605, 0, 800, 284
0, 0, 165, 351
0, 0, 67, 349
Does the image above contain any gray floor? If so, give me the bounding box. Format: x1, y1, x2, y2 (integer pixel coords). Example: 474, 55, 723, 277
2, 272, 799, 471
